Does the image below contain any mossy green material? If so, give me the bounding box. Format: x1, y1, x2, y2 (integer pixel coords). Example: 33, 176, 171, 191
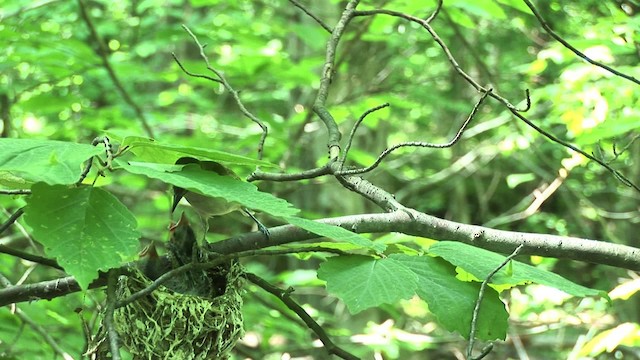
109, 262, 244, 359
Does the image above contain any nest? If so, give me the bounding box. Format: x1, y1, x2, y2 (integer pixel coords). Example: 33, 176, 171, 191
102, 260, 244, 360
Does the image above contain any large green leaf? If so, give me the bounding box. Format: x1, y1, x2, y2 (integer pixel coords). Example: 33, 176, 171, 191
0, 139, 104, 186
285, 217, 386, 253
317, 255, 418, 314
23, 183, 140, 289
452, 0, 507, 19
429, 242, 607, 299
393, 254, 508, 340
118, 136, 275, 167
121, 161, 298, 217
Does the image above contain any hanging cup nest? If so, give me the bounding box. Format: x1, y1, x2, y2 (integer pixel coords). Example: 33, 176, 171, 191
105, 260, 244, 360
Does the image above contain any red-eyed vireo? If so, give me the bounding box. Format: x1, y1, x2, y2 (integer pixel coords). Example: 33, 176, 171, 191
139, 214, 216, 296
171, 157, 269, 238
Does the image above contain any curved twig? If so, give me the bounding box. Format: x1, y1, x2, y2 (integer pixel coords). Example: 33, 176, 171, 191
336, 89, 491, 175
354, 7, 640, 192
247, 273, 358, 360
289, 0, 332, 33
426, 0, 444, 23
466, 245, 523, 359
177, 25, 269, 160
523, 0, 640, 86
0, 207, 24, 236
340, 103, 390, 167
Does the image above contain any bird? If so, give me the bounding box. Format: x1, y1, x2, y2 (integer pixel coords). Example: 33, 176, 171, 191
165, 214, 230, 297
138, 241, 171, 281
171, 156, 269, 239
138, 215, 212, 296
137, 214, 196, 282
166, 212, 198, 267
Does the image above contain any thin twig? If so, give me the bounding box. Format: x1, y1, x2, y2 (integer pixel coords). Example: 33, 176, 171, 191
177, 25, 269, 159
76, 0, 155, 138
609, 133, 640, 162
340, 103, 390, 167
354, 7, 640, 192
0, 244, 63, 270
0, 189, 31, 195
289, 0, 333, 33
425, 0, 444, 24
247, 273, 359, 360
0, 207, 24, 235
171, 53, 222, 84
336, 89, 491, 175
466, 245, 523, 359
523, 0, 640, 86
518, 89, 531, 112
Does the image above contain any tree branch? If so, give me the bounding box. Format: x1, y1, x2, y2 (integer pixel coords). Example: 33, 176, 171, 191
523, 0, 640, 86
247, 273, 358, 360
206, 212, 640, 271
2, 210, 639, 307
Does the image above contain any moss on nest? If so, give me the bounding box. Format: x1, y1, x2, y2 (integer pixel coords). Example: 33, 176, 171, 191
107, 261, 244, 360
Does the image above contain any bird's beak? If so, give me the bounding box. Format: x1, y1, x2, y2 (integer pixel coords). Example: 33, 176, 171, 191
169, 212, 190, 232
171, 186, 188, 213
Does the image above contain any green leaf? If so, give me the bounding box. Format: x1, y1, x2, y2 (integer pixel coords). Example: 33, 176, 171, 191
392, 254, 508, 340
23, 183, 140, 289
505, 173, 535, 188
121, 161, 298, 217
453, 0, 507, 19
120, 137, 275, 167
285, 217, 386, 253
495, 0, 533, 14
429, 242, 607, 298
280, 241, 373, 252
317, 255, 418, 314
0, 139, 104, 185
577, 116, 640, 144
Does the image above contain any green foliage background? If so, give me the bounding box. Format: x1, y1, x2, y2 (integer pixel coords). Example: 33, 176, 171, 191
1, 0, 639, 358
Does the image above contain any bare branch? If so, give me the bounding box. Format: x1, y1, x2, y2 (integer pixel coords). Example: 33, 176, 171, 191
340, 103, 390, 167
523, 0, 640, 86
247, 273, 359, 360
3, 211, 640, 306
336, 89, 491, 176
0, 243, 63, 270
177, 25, 269, 159
467, 245, 523, 359
289, 0, 332, 33
0, 208, 24, 236
354, 7, 640, 192
425, 0, 444, 23
0, 189, 31, 195
171, 52, 222, 84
